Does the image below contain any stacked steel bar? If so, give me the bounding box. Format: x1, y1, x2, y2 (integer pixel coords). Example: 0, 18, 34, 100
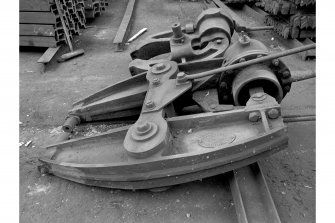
19, 0, 109, 48
84, 0, 108, 19
256, 0, 315, 39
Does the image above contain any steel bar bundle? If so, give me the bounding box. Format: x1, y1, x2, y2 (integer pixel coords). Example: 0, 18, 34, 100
19, 0, 109, 48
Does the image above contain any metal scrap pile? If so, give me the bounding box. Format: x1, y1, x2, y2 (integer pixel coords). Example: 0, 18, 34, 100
256, 0, 315, 39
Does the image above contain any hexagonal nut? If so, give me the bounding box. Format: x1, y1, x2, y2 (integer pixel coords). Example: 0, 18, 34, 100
249, 112, 260, 122
272, 59, 280, 66
267, 108, 280, 119
185, 23, 194, 34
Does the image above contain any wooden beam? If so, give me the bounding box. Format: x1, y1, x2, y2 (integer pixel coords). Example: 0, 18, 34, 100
20, 12, 57, 24
37, 46, 61, 63
19, 0, 51, 12
20, 36, 57, 47
113, 0, 136, 52
20, 24, 55, 36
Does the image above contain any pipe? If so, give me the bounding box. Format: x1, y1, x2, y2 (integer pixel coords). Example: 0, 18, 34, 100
283, 116, 315, 123
62, 116, 80, 133
185, 44, 316, 80
247, 26, 274, 31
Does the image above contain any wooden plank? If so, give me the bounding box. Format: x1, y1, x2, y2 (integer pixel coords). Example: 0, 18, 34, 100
20, 0, 51, 12
20, 12, 57, 24
20, 36, 57, 47
37, 46, 61, 63
113, 0, 136, 51
20, 24, 55, 36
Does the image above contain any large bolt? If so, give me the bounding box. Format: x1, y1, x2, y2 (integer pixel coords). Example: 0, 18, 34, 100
172, 23, 183, 38
152, 78, 160, 86
272, 59, 280, 66
136, 122, 151, 135
249, 112, 260, 122
155, 63, 166, 71
176, 72, 187, 84
145, 100, 155, 109
267, 108, 279, 119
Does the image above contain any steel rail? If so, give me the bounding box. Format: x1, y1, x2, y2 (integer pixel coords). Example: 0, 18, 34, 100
229, 162, 282, 223
185, 44, 316, 80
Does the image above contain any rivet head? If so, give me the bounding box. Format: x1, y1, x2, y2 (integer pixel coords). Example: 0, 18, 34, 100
216, 39, 222, 44
210, 104, 217, 109
155, 63, 165, 71
177, 72, 186, 79
249, 112, 260, 122
131, 121, 158, 141
267, 108, 280, 119
152, 78, 160, 86
272, 59, 279, 66
145, 100, 155, 109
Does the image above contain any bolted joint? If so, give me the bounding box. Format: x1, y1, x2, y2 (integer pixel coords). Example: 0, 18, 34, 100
145, 100, 155, 109
151, 62, 171, 75
156, 63, 166, 71
176, 72, 188, 84
152, 78, 160, 86
249, 112, 260, 122
135, 122, 152, 136
171, 23, 185, 43
267, 108, 280, 119
251, 92, 267, 102
272, 59, 280, 66
238, 32, 250, 45
282, 70, 290, 78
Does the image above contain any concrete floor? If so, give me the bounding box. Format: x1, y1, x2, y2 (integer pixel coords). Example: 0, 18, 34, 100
19, 0, 315, 222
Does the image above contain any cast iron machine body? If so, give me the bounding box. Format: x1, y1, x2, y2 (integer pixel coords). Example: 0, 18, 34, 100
39, 8, 315, 190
